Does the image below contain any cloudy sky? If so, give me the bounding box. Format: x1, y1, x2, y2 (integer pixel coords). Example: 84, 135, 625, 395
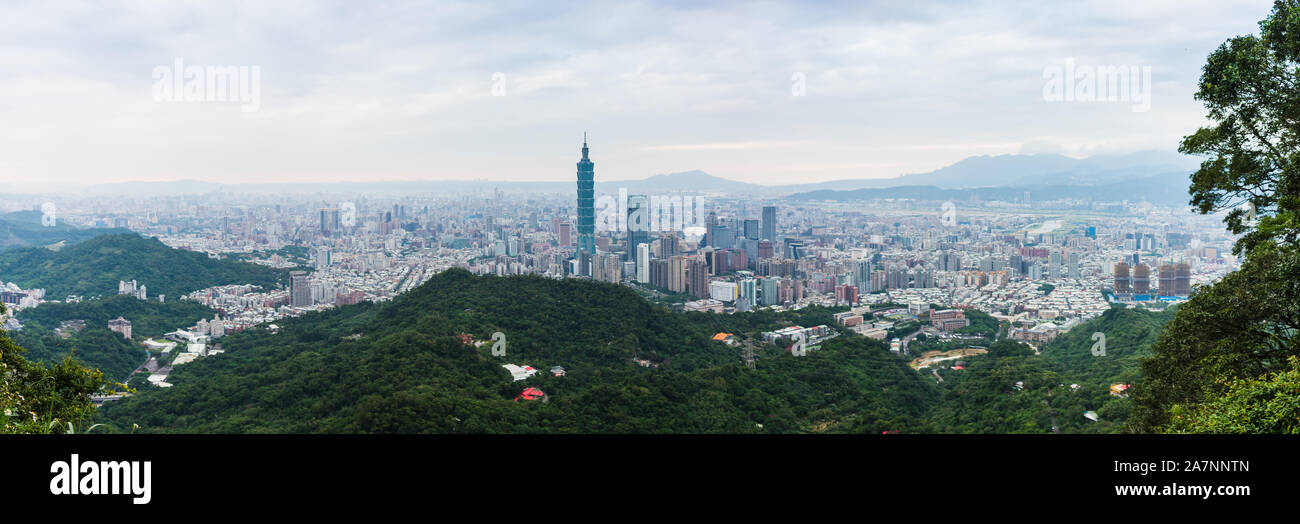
0, 0, 1278, 188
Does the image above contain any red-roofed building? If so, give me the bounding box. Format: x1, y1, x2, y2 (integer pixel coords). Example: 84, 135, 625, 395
514, 387, 546, 402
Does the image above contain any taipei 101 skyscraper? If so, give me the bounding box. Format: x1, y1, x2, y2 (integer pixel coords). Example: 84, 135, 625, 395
576, 133, 595, 275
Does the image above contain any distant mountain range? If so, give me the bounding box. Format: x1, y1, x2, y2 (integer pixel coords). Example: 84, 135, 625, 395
1, 150, 1201, 198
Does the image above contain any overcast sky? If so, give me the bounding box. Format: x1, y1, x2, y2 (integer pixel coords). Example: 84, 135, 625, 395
0, 0, 1278, 188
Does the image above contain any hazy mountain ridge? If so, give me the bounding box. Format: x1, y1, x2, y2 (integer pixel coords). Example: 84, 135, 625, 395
1, 150, 1200, 197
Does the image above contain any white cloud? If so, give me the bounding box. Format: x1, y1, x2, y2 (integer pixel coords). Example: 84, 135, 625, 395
0, 0, 1278, 187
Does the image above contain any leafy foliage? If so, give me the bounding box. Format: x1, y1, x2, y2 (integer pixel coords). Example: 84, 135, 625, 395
1132, 1, 1300, 433
1162, 356, 1300, 433
1180, 0, 1300, 255
1130, 244, 1300, 431
1, 303, 120, 434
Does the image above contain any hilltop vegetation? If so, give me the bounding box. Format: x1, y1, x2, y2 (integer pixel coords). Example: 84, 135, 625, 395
86, 268, 1191, 434
0, 232, 287, 299
98, 269, 938, 433
9, 327, 142, 383
10, 295, 218, 381
0, 210, 129, 251
928, 307, 1175, 434
1040, 306, 1175, 388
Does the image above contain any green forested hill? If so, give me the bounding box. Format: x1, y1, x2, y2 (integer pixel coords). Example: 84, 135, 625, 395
1040, 306, 1175, 388
9, 327, 143, 383
0, 232, 287, 299
9, 295, 218, 380
0, 210, 130, 251
98, 269, 939, 433
927, 306, 1176, 434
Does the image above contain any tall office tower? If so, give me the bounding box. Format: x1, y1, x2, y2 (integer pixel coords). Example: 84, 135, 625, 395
1009, 254, 1023, 275
743, 219, 760, 240
320, 208, 340, 235
762, 206, 776, 241
1175, 262, 1191, 296
688, 258, 709, 298
627, 194, 649, 264
290, 271, 312, 307
1114, 262, 1131, 293
1068, 252, 1080, 278
668, 255, 687, 293
705, 211, 718, 247
1158, 263, 1176, 297
576, 135, 596, 274
712, 224, 734, 249
1133, 263, 1151, 294
636, 244, 650, 283
558, 222, 573, 247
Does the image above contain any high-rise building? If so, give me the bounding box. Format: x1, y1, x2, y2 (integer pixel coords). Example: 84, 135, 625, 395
636, 244, 650, 283
650, 258, 669, 289
668, 256, 687, 293
1114, 262, 1131, 293
761, 277, 780, 306
1158, 263, 1176, 297
558, 222, 572, 247
658, 234, 681, 257
576, 135, 596, 274
688, 258, 709, 298
1175, 262, 1191, 296
762, 206, 776, 241
602, 253, 622, 283
291, 271, 312, 307
320, 208, 340, 235
743, 219, 760, 240
313, 246, 332, 268
712, 224, 734, 249
739, 278, 757, 304
627, 194, 649, 264
1133, 263, 1151, 295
